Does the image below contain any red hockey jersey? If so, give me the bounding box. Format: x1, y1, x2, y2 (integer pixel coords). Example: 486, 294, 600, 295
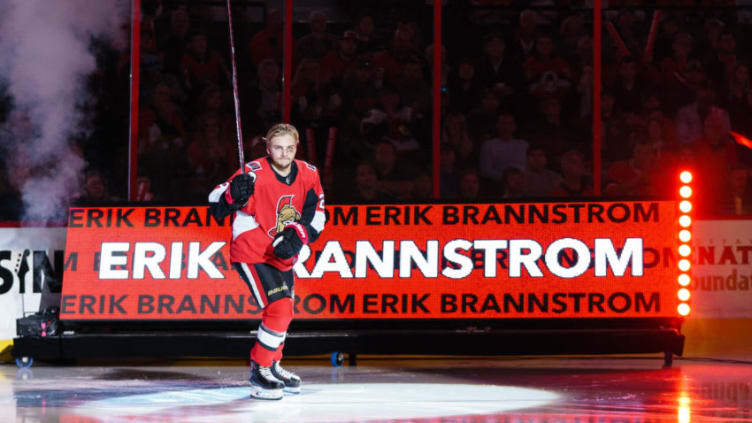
209, 158, 326, 271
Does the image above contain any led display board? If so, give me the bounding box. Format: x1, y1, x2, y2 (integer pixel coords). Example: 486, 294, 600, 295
60, 202, 679, 320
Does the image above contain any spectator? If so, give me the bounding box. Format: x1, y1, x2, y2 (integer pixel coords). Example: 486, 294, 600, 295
320, 31, 359, 87
467, 90, 501, 141
134, 176, 156, 202
574, 36, 594, 74
548, 150, 592, 198
676, 83, 731, 144
523, 33, 573, 86
290, 58, 324, 124
448, 57, 482, 112
195, 83, 232, 129
140, 81, 186, 141
0, 161, 25, 221
605, 137, 665, 197
613, 9, 641, 55
698, 17, 725, 58
353, 109, 388, 159
730, 87, 752, 137
663, 58, 708, 115
440, 148, 460, 199
479, 113, 528, 183
187, 113, 231, 186
512, 9, 539, 59
524, 146, 562, 197
706, 29, 739, 85
649, 109, 679, 149
560, 14, 587, 65
600, 90, 631, 163
376, 86, 420, 154
611, 56, 646, 113
474, 33, 526, 100
393, 57, 431, 117
723, 62, 750, 107
502, 167, 526, 199
576, 64, 593, 119
528, 96, 576, 165
693, 110, 739, 216
528, 67, 571, 101
351, 161, 393, 203
458, 169, 483, 201
383, 115, 420, 156
653, 13, 682, 62
411, 171, 433, 201
721, 167, 752, 215
442, 111, 475, 165
353, 15, 379, 53
340, 58, 380, 122
249, 9, 284, 66
180, 31, 227, 94
140, 28, 164, 96
247, 135, 268, 160
373, 141, 415, 198
157, 7, 191, 75
296, 11, 338, 61
379, 84, 418, 132
646, 116, 672, 153
244, 58, 281, 130
74, 170, 119, 205
660, 32, 694, 87
374, 22, 421, 82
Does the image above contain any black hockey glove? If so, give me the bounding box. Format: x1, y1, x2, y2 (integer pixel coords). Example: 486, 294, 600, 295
229, 173, 254, 208
272, 222, 308, 259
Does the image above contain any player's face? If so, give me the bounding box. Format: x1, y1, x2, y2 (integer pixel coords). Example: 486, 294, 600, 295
267, 134, 297, 172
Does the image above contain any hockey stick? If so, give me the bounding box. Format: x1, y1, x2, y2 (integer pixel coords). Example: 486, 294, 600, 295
226, 0, 245, 174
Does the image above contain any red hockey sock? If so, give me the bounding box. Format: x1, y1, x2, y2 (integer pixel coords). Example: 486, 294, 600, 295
250, 297, 293, 366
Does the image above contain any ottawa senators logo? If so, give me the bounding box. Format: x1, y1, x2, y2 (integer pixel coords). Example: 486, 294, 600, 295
268, 195, 301, 238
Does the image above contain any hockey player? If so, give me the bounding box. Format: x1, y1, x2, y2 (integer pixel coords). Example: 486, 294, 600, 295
208, 123, 326, 400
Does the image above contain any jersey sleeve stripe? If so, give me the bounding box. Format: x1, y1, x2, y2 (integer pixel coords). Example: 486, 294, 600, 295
208, 182, 229, 203
311, 210, 325, 233
232, 211, 260, 240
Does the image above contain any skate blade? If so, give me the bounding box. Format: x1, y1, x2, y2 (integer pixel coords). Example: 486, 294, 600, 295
284, 386, 301, 394
250, 385, 283, 400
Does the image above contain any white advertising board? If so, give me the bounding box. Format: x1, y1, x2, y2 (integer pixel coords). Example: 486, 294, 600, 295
0, 227, 66, 340
691, 219, 752, 318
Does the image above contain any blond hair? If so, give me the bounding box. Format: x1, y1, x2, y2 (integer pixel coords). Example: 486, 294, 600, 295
265, 123, 299, 144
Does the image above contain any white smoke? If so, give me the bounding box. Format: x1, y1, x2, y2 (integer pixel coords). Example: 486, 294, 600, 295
0, 0, 128, 223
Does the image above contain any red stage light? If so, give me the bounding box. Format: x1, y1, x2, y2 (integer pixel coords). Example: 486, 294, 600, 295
679, 200, 692, 213
679, 186, 692, 198
678, 303, 690, 316
679, 215, 692, 227
679, 171, 693, 184
678, 274, 690, 286
678, 288, 690, 301
678, 230, 691, 242
678, 259, 691, 271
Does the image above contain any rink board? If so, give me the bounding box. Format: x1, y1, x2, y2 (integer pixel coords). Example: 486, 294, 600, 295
59, 201, 681, 321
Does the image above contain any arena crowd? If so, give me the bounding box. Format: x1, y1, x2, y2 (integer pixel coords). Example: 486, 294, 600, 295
2, 0, 752, 221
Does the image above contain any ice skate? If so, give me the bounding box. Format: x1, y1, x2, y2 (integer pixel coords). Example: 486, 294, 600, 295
249, 361, 284, 400
271, 361, 302, 394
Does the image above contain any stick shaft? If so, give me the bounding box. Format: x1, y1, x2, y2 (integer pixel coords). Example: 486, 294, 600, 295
226, 0, 245, 173
605, 22, 629, 57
